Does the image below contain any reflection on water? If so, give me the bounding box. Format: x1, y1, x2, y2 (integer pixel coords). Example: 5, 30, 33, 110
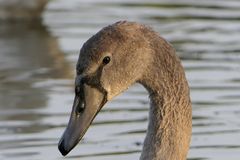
0, 20, 73, 159
0, 21, 72, 109
1, 0, 240, 160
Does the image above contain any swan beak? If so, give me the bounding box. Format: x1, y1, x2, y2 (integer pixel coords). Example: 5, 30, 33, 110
58, 84, 107, 156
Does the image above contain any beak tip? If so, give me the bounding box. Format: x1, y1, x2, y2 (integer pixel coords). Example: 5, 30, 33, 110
58, 138, 70, 156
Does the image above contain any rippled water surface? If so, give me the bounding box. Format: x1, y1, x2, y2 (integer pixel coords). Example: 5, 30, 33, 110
0, 0, 240, 160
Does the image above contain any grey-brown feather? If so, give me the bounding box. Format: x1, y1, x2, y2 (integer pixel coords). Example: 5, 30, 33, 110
77, 21, 192, 160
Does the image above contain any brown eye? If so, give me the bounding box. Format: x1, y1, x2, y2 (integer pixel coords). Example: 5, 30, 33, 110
102, 56, 111, 65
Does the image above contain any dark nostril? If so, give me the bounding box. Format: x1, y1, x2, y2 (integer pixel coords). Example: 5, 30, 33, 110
76, 102, 85, 114
74, 96, 85, 114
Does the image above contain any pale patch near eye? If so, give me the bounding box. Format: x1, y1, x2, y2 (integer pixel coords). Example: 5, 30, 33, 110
106, 85, 128, 101
105, 86, 113, 100
103, 84, 121, 101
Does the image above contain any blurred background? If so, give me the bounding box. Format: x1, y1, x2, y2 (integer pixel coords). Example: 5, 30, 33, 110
0, 0, 240, 160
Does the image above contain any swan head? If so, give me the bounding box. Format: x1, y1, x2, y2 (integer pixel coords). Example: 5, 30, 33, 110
58, 21, 154, 155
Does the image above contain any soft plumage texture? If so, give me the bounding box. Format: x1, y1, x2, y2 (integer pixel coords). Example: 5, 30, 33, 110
76, 21, 192, 160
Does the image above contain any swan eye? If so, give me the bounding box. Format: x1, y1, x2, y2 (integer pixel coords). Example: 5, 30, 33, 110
102, 56, 111, 65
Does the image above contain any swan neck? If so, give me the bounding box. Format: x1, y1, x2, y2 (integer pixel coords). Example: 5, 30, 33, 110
139, 45, 192, 160
140, 89, 191, 160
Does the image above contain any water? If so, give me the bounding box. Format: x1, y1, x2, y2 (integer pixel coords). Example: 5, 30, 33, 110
0, 0, 240, 159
